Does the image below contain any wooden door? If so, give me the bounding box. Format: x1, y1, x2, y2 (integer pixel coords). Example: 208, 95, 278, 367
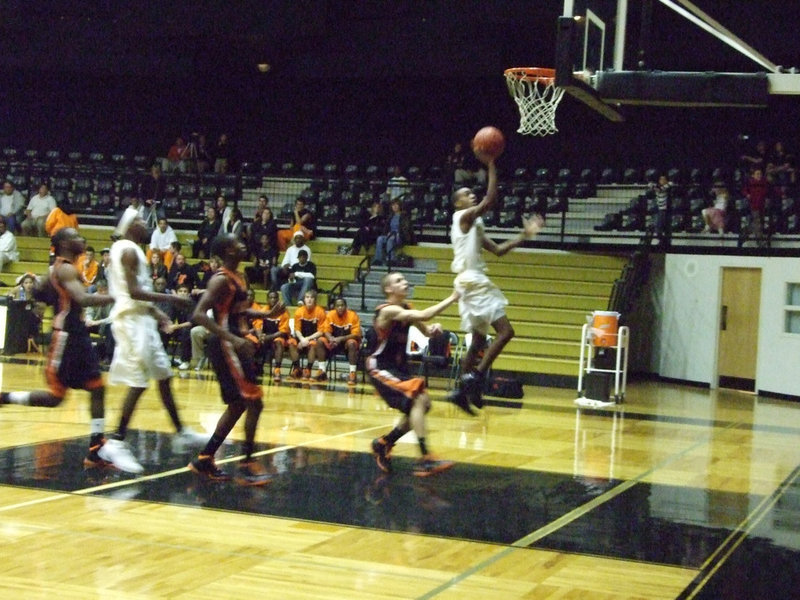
718, 267, 761, 390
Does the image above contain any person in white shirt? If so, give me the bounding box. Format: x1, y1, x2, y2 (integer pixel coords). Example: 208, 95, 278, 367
446, 152, 542, 414
150, 217, 178, 253
0, 181, 25, 233
0, 215, 19, 272
21, 183, 57, 236
270, 230, 312, 290
216, 195, 232, 235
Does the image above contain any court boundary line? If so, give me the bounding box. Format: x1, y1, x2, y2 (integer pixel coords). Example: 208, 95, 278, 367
416, 420, 743, 600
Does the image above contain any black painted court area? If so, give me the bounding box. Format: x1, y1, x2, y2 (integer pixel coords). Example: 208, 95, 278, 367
2, 430, 800, 597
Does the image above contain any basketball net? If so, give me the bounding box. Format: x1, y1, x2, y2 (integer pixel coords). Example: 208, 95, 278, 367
504, 68, 565, 137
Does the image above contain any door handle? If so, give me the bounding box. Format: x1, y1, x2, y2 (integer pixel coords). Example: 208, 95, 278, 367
721, 305, 728, 331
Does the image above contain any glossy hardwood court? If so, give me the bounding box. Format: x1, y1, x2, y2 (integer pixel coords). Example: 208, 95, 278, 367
1, 355, 799, 599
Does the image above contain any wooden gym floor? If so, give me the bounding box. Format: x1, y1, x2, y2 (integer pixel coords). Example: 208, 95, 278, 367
0, 355, 799, 599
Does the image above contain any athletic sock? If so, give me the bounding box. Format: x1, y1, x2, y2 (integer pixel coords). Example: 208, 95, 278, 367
349, 365, 357, 374
418, 437, 429, 457
6, 392, 31, 405
384, 427, 406, 446
242, 440, 255, 461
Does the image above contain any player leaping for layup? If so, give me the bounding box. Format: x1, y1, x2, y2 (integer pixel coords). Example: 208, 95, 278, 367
448, 127, 543, 414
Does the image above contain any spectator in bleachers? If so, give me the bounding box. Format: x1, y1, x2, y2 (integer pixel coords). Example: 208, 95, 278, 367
84, 279, 114, 365
447, 142, 486, 185
276, 197, 315, 251
191, 206, 221, 258
372, 197, 414, 266
213, 133, 231, 174
1, 180, 25, 233
242, 288, 270, 373
77, 246, 99, 288
248, 207, 277, 258
97, 247, 111, 283
348, 199, 384, 255
216, 196, 232, 235
195, 134, 213, 174
191, 256, 221, 298
163, 137, 188, 173
9, 272, 37, 301
648, 174, 672, 247
323, 297, 362, 385
271, 230, 311, 290
741, 167, 771, 248
149, 250, 168, 284
766, 140, 796, 187
261, 289, 292, 383
150, 217, 178, 262
740, 139, 768, 173
702, 181, 729, 236
139, 164, 166, 216
292, 289, 328, 382
245, 232, 278, 289
165, 283, 195, 370
44, 201, 78, 237
385, 166, 409, 201
167, 253, 195, 292
280, 249, 316, 307
226, 207, 245, 243
21, 183, 56, 236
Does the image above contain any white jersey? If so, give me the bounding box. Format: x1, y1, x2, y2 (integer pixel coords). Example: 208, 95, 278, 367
450, 209, 487, 274
108, 239, 153, 317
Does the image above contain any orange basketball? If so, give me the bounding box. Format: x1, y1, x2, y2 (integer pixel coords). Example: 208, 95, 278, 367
471, 126, 505, 159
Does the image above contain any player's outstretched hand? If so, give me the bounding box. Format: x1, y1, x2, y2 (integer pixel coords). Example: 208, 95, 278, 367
523, 213, 545, 239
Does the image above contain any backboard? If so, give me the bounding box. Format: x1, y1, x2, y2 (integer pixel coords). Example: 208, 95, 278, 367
554, 0, 800, 122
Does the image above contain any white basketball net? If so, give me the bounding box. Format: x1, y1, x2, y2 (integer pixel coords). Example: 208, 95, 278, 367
505, 69, 565, 136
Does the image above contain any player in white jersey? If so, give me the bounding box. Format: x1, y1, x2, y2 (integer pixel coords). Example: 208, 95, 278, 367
447, 153, 543, 414
106, 207, 206, 469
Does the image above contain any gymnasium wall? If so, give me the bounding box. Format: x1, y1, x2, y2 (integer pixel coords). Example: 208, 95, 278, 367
642, 254, 800, 397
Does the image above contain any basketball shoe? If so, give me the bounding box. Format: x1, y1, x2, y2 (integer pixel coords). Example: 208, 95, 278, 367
413, 455, 455, 477
188, 455, 230, 481
97, 438, 144, 474
235, 460, 272, 486
272, 367, 281, 383
371, 437, 393, 473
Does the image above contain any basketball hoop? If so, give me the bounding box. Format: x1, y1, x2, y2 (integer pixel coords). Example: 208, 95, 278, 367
504, 67, 565, 136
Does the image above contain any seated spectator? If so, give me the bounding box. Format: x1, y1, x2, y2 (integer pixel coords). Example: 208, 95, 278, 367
702, 181, 729, 235
280, 249, 316, 307
348, 200, 384, 255
163, 137, 188, 173
226, 207, 245, 243
323, 297, 362, 385
372, 197, 414, 266
186, 318, 210, 371
7, 273, 45, 352
167, 253, 196, 291
260, 289, 293, 383
385, 166, 409, 201
249, 207, 278, 258
447, 142, 486, 185
244, 232, 279, 289
191, 256, 221, 299
149, 250, 168, 284
195, 134, 213, 174
1, 180, 25, 233
155, 280, 194, 369
0, 216, 19, 272
192, 206, 221, 258
77, 245, 99, 288
292, 289, 328, 382
243, 288, 270, 373
277, 197, 315, 251
149, 217, 178, 267
140, 164, 166, 216
216, 195, 232, 234
44, 200, 79, 237
21, 183, 56, 237
271, 230, 312, 290
84, 279, 114, 364
97, 247, 111, 283
9, 272, 37, 301
767, 140, 796, 187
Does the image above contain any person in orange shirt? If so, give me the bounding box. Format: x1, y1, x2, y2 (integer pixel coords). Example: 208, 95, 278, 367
45, 203, 79, 237
323, 297, 362, 385
292, 289, 327, 381
77, 245, 99, 288
260, 290, 294, 383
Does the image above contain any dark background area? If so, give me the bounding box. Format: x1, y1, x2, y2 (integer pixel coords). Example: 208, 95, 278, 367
1, 1, 799, 172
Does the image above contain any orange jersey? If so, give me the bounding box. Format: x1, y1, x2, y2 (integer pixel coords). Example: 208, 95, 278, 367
324, 308, 361, 339
294, 304, 327, 338
76, 255, 98, 287
248, 300, 266, 331
262, 305, 290, 337
45, 208, 79, 236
